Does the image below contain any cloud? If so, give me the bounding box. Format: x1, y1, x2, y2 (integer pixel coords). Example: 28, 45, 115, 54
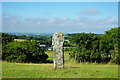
81, 8, 99, 15
43, 12, 51, 15
2, 14, 118, 33
104, 17, 117, 24
2, 14, 22, 27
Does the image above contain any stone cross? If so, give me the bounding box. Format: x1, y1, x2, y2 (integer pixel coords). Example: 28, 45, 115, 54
52, 32, 64, 69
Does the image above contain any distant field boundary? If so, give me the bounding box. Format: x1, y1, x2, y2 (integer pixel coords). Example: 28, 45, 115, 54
14, 39, 28, 42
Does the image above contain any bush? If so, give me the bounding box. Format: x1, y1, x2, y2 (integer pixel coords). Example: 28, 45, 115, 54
2, 41, 48, 63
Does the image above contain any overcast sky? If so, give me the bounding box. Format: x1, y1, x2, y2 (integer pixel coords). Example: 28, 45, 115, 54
2, 2, 118, 34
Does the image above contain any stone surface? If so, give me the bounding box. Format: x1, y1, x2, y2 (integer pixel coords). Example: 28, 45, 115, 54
52, 32, 64, 69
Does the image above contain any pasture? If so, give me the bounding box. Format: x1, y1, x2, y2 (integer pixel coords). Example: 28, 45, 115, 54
2, 51, 118, 78
2, 61, 118, 78
14, 39, 28, 42
45, 51, 71, 62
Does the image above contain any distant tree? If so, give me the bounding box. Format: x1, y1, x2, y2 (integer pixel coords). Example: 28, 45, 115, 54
2, 33, 16, 45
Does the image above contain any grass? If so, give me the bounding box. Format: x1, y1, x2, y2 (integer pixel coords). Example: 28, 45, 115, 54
45, 51, 71, 62
2, 51, 119, 78
2, 61, 118, 78
14, 39, 28, 42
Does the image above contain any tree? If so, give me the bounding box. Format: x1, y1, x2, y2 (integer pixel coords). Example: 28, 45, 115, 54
69, 27, 119, 64
2, 33, 15, 45
2, 41, 48, 63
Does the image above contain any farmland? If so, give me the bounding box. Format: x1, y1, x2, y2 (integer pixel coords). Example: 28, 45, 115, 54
2, 51, 118, 78
2, 61, 118, 78
2, 50, 118, 78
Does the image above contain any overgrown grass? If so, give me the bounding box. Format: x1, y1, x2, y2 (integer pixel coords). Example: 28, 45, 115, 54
2, 61, 118, 78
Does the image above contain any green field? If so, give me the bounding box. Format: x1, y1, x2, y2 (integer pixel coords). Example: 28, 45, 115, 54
45, 51, 71, 62
2, 51, 119, 78
14, 39, 28, 42
2, 61, 118, 78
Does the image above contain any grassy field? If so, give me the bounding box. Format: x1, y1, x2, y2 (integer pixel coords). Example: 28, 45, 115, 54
2, 61, 118, 78
45, 51, 71, 62
14, 39, 28, 42
2, 51, 118, 78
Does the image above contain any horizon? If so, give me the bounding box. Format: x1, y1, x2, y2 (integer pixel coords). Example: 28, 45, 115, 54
2, 2, 118, 34
2, 30, 110, 34
2, 27, 117, 34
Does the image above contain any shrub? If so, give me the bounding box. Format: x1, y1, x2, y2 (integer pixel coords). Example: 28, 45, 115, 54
2, 41, 48, 63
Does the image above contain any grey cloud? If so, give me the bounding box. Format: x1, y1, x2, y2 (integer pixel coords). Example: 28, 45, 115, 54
81, 8, 99, 15
104, 17, 117, 24
2, 15, 22, 27
2, 14, 118, 33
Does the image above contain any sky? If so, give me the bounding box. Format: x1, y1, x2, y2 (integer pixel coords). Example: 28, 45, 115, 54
2, 2, 118, 34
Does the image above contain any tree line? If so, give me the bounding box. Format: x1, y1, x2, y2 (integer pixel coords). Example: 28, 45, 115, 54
69, 27, 120, 64
15, 35, 52, 45
1, 27, 120, 64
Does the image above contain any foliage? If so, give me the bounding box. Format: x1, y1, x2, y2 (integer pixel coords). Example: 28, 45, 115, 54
69, 27, 119, 64
2, 27, 119, 64
17, 35, 52, 45
2, 33, 17, 45
2, 41, 48, 63
45, 51, 71, 62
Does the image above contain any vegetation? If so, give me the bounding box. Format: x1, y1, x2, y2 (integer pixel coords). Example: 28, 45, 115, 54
2, 33, 48, 63
14, 39, 28, 42
16, 35, 52, 45
1, 27, 119, 64
2, 33, 16, 45
2, 41, 48, 63
1, 28, 119, 78
45, 50, 71, 62
69, 27, 120, 64
2, 61, 118, 78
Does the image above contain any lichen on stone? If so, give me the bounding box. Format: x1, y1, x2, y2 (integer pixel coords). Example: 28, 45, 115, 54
56, 32, 64, 36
